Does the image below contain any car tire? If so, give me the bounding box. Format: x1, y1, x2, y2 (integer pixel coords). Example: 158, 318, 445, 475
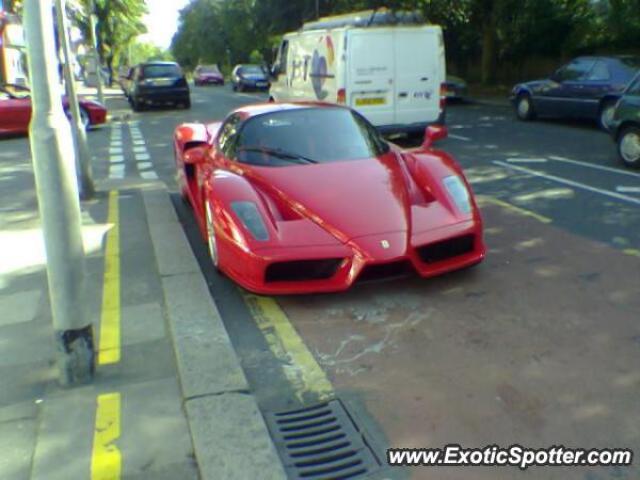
204, 200, 220, 270
617, 125, 640, 169
598, 100, 617, 131
515, 93, 536, 121
132, 98, 144, 112
183, 98, 191, 109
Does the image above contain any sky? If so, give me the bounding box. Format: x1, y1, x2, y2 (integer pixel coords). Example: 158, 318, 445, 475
138, 0, 191, 50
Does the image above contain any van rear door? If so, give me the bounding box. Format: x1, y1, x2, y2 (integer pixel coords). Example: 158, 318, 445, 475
393, 27, 444, 125
347, 29, 395, 126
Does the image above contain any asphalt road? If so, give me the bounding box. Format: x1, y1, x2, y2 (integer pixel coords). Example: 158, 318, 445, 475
3, 85, 639, 480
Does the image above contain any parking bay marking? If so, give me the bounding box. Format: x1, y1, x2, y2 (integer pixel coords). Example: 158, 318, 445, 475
243, 294, 334, 403
98, 191, 121, 365
449, 134, 471, 142
494, 161, 640, 206
548, 155, 640, 179
91, 392, 122, 480
476, 195, 552, 224
616, 186, 640, 194
506, 158, 548, 164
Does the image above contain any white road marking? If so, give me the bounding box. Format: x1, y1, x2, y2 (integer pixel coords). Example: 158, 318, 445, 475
109, 155, 124, 163
134, 153, 150, 161
137, 162, 152, 170
506, 158, 548, 163
616, 186, 640, 193
133, 146, 147, 153
140, 171, 158, 179
449, 134, 471, 142
109, 147, 123, 154
109, 164, 125, 179
494, 161, 640, 206
132, 140, 145, 145
548, 155, 640, 179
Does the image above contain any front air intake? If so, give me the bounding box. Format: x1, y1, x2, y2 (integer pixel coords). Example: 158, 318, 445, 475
418, 234, 475, 264
265, 259, 343, 283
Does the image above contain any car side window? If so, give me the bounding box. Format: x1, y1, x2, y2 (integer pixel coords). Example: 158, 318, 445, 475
587, 61, 610, 81
217, 114, 242, 157
557, 59, 595, 82
278, 41, 289, 74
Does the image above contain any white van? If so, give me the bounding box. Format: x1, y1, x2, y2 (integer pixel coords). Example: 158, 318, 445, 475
269, 10, 446, 133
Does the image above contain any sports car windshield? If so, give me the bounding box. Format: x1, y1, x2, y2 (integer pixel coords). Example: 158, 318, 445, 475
236, 108, 389, 166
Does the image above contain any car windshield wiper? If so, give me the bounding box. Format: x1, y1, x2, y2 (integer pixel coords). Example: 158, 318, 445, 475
237, 146, 318, 164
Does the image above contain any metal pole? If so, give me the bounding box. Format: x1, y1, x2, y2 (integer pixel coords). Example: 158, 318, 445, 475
87, 0, 104, 104
55, 0, 95, 200
23, 0, 95, 386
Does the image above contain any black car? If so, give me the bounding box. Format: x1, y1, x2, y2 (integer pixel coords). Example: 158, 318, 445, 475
231, 64, 270, 92
511, 56, 640, 130
610, 74, 640, 168
127, 62, 190, 111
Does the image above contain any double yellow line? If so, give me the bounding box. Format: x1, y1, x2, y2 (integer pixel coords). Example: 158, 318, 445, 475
92, 190, 122, 480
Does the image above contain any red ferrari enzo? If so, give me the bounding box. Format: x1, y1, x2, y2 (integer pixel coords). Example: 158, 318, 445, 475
174, 103, 485, 294
0, 83, 107, 136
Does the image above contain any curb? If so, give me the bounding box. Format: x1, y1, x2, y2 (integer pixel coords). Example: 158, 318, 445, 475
142, 187, 287, 480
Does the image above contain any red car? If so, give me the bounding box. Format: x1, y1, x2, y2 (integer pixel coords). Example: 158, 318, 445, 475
193, 65, 224, 86
174, 103, 485, 294
0, 83, 107, 136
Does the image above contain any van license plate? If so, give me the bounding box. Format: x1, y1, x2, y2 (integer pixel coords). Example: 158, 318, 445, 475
355, 97, 385, 106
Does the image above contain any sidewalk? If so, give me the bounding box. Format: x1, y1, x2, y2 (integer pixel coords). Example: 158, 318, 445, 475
0, 94, 286, 479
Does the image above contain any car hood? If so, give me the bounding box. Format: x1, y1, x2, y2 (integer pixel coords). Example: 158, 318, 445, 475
249, 153, 411, 243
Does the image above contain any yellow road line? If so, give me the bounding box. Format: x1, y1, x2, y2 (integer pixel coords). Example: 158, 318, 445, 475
99, 190, 121, 365
477, 195, 552, 224
623, 248, 640, 258
91, 392, 122, 480
243, 294, 334, 403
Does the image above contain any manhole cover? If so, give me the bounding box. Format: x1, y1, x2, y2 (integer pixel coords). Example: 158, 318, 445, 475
265, 400, 381, 479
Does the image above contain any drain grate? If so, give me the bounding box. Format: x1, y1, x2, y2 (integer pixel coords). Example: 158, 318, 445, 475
265, 401, 381, 480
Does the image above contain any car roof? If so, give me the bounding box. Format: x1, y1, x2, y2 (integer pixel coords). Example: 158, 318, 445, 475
139, 61, 179, 67
231, 102, 346, 119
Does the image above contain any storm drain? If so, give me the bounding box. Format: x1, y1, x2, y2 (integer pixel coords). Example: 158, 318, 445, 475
265, 401, 381, 480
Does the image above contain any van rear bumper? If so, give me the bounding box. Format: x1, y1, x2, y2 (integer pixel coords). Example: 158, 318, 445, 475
376, 111, 446, 135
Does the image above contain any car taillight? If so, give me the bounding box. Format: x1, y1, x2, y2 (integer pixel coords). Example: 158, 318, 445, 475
439, 83, 446, 109
337, 88, 346, 104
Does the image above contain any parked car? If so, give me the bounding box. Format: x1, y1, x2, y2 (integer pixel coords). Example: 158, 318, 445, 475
511, 56, 640, 130
610, 74, 640, 168
231, 64, 270, 92
127, 62, 190, 111
444, 75, 468, 102
194, 64, 224, 86
0, 83, 107, 136
173, 102, 485, 294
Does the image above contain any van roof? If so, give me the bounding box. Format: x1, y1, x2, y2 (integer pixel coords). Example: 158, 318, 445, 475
301, 9, 426, 31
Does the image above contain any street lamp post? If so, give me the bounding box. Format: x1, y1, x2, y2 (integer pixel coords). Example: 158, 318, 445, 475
87, 0, 104, 104
55, 0, 95, 200
23, 0, 95, 386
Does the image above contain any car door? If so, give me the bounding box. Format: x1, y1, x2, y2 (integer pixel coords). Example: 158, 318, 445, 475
0, 90, 31, 134
578, 60, 611, 118
536, 58, 595, 117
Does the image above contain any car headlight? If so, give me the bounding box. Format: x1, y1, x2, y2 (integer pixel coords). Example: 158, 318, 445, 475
443, 175, 472, 214
231, 201, 269, 241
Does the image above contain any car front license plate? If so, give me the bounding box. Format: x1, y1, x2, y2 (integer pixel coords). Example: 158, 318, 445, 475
355, 97, 386, 106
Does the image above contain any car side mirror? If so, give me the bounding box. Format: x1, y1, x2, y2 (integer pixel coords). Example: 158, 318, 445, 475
184, 146, 207, 164
270, 64, 281, 78
422, 125, 448, 148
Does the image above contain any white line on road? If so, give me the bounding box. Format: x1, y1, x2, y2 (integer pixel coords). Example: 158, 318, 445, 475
132, 140, 145, 145
616, 186, 640, 193
134, 153, 150, 161
140, 171, 158, 179
109, 164, 125, 179
548, 155, 640, 179
109, 155, 124, 163
133, 146, 147, 153
109, 147, 123, 154
137, 162, 152, 170
506, 158, 548, 163
449, 134, 471, 142
494, 161, 640, 206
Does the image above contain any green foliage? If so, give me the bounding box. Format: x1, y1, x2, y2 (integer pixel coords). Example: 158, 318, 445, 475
68, 0, 147, 84
170, 0, 640, 84
128, 42, 173, 65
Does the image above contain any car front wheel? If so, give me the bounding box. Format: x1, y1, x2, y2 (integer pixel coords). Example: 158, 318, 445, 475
618, 126, 640, 169
516, 93, 536, 121
205, 200, 220, 269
